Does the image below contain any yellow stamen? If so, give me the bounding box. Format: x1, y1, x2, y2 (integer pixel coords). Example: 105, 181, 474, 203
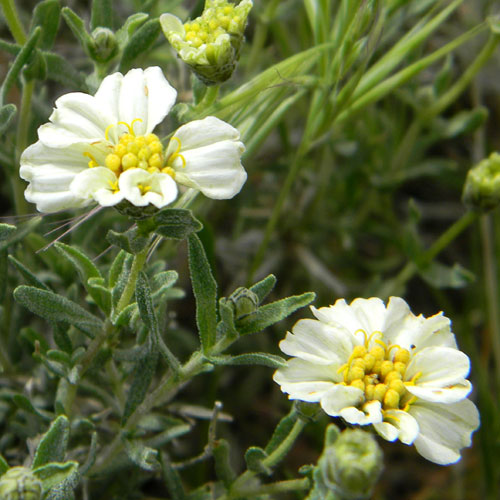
167, 137, 186, 169
83, 152, 98, 168
402, 396, 418, 412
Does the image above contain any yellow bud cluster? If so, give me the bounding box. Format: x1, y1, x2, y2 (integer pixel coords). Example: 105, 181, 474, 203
341, 342, 413, 412
104, 132, 173, 178
183, 2, 244, 49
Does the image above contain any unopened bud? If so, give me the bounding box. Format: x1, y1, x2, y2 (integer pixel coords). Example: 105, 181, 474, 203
230, 287, 259, 319
160, 0, 253, 85
0, 466, 42, 500
319, 429, 383, 499
463, 152, 500, 212
87, 27, 118, 63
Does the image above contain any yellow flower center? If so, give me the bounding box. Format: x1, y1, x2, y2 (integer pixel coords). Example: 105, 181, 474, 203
338, 331, 420, 413
184, 3, 241, 48
83, 119, 186, 189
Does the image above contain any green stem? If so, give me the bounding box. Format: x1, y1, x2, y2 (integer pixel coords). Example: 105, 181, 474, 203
13, 79, 34, 214
424, 31, 500, 119
380, 210, 479, 298
0, 0, 26, 44
228, 418, 307, 497
115, 246, 149, 313
196, 85, 220, 111
480, 214, 500, 387
224, 478, 310, 499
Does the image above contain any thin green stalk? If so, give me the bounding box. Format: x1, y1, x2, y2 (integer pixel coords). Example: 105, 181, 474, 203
424, 31, 500, 119
0, 0, 27, 44
480, 215, 500, 387
196, 85, 220, 111
13, 79, 34, 214
115, 246, 149, 313
223, 477, 310, 499
228, 418, 307, 497
379, 210, 479, 298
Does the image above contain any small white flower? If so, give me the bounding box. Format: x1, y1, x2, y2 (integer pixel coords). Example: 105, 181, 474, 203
20, 67, 246, 213
273, 297, 480, 465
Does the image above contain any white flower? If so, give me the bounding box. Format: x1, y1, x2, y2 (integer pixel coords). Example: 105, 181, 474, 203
20, 66, 247, 213
273, 297, 480, 465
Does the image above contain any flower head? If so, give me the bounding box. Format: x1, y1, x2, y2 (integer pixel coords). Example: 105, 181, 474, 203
160, 0, 253, 85
20, 67, 246, 213
463, 151, 500, 212
273, 297, 480, 465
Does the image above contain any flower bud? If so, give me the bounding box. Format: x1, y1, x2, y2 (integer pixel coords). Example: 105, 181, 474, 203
87, 27, 118, 63
160, 0, 253, 85
229, 286, 259, 319
463, 152, 500, 212
0, 466, 43, 500
319, 429, 383, 500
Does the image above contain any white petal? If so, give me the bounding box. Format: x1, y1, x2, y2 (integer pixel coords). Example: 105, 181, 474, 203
119, 169, 178, 208
350, 297, 387, 334
20, 141, 95, 212
115, 67, 177, 136
38, 93, 114, 148
311, 299, 365, 340
273, 358, 338, 402
406, 346, 470, 387
278, 318, 353, 366
375, 410, 419, 444
406, 380, 472, 404
160, 13, 185, 36
167, 117, 241, 152
382, 297, 415, 344
70, 167, 124, 207
409, 399, 480, 465
320, 385, 365, 417
338, 400, 383, 425
172, 138, 246, 199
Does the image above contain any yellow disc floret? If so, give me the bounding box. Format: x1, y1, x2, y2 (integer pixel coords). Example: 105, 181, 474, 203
339, 332, 418, 414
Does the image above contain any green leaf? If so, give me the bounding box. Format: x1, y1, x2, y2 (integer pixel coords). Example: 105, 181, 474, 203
188, 234, 217, 352
108, 249, 126, 287
265, 410, 298, 454
151, 270, 179, 299
154, 209, 203, 240
0, 27, 41, 105
33, 461, 78, 491
44, 52, 88, 90
0, 217, 42, 251
209, 352, 286, 369
419, 261, 475, 289
116, 13, 149, 48
160, 452, 186, 500
14, 286, 103, 338
236, 292, 316, 335
80, 432, 98, 475
13, 394, 52, 421
122, 341, 159, 424
30, 0, 61, 50
119, 18, 161, 72
123, 437, 159, 471
91, 0, 113, 30
86, 277, 112, 314
0, 104, 17, 135
33, 415, 70, 468
111, 253, 133, 307
54, 242, 111, 312
61, 7, 93, 49
439, 107, 488, 139
0, 250, 7, 304
213, 439, 236, 488
107, 227, 149, 254
249, 274, 277, 304
218, 298, 238, 339
0, 453, 8, 475
244, 447, 272, 475
8, 255, 51, 290
53, 325, 73, 354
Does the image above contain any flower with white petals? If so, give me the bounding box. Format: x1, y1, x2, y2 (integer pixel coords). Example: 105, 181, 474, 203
273, 297, 480, 465
20, 66, 246, 213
